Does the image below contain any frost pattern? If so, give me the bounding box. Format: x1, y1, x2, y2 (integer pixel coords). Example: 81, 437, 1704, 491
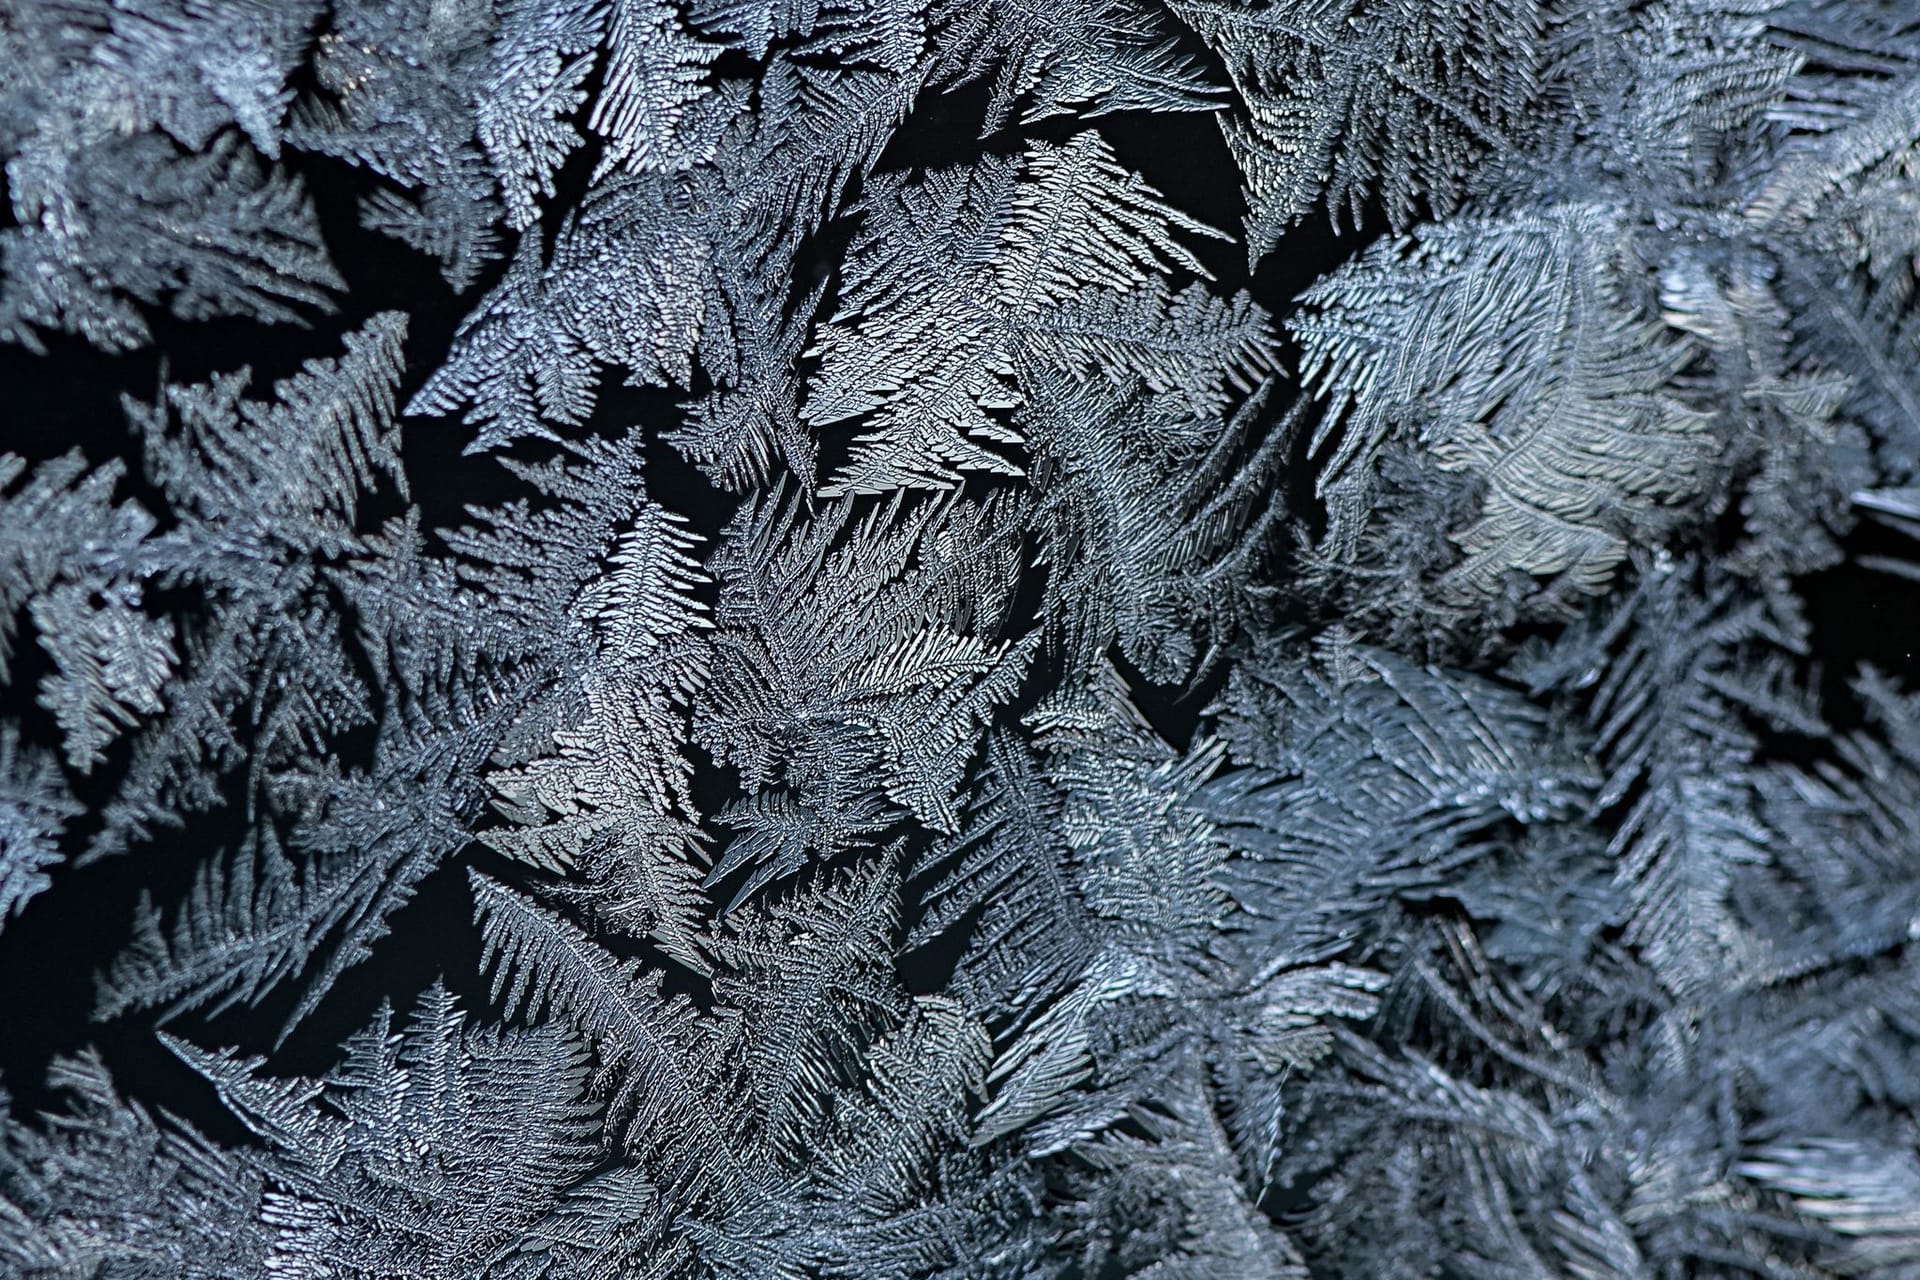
4, 1, 1920, 1278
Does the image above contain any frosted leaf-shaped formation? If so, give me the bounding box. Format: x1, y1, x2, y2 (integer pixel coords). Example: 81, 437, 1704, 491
1295, 205, 1713, 607
0, 0, 337, 352
1172, 0, 1544, 254
805, 132, 1272, 497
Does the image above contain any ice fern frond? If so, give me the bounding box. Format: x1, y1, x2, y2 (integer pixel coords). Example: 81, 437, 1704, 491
807, 131, 1264, 497
99, 728, 480, 1041
1656, 246, 1863, 584
993, 132, 1219, 300
590, 0, 726, 177
952, 695, 1379, 1163
484, 483, 713, 969
0, 1049, 268, 1278
1294, 204, 1714, 616
410, 175, 711, 451
1746, 1, 1920, 238
1064, 1077, 1319, 1278
287, 0, 505, 289
1202, 632, 1593, 953
1026, 375, 1289, 684
468, 870, 756, 1206
1171, 0, 1544, 255
665, 59, 922, 491
440, 431, 658, 652
1754, 1, 1920, 481
1021, 279, 1276, 421
696, 487, 1030, 905
0, 0, 336, 351
99, 315, 410, 855
710, 855, 907, 1160
133, 311, 408, 535
1512, 560, 1808, 998
910, 730, 1101, 1024
168, 986, 602, 1280
96, 829, 316, 1026
1738, 1139, 1920, 1277
26, 579, 176, 778
801, 150, 1027, 495
292, 0, 725, 283
926, 0, 1220, 129
1275, 1028, 1614, 1278
688, 0, 915, 64
478, 0, 604, 231
0, 726, 79, 930
1043, 731, 1237, 969
157, 1033, 331, 1160
0, 451, 173, 772
1755, 668, 1920, 980
805, 994, 998, 1264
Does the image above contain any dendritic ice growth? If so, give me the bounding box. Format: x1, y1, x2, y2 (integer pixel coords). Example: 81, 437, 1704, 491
5, 1, 1920, 1277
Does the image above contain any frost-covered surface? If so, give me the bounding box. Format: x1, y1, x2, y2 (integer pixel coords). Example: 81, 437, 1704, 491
4, 1, 1920, 1276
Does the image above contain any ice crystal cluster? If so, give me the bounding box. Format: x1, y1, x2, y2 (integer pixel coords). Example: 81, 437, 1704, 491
4, 1, 1920, 1276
